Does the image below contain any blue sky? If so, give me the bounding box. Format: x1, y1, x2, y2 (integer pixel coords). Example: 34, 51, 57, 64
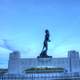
0, 0, 80, 68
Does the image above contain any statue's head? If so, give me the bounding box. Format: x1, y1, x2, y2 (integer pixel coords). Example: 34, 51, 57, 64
45, 29, 49, 34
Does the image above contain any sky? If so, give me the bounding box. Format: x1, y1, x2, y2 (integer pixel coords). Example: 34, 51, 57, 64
0, 0, 80, 68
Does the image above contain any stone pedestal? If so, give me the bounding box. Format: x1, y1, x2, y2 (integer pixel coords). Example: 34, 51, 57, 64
37, 50, 52, 58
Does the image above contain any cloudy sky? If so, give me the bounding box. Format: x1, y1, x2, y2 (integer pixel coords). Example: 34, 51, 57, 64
0, 0, 80, 68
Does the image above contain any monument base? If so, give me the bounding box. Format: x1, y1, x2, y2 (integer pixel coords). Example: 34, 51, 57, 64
37, 56, 52, 58
37, 50, 52, 58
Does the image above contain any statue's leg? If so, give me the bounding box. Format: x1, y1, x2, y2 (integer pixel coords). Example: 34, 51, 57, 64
45, 41, 48, 54
45, 42, 47, 50
42, 45, 44, 52
42, 41, 46, 51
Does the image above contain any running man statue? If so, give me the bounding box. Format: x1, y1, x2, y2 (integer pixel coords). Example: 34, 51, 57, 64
37, 29, 52, 58
42, 29, 51, 53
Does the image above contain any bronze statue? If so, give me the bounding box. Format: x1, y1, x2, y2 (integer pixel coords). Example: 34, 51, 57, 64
42, 29, 51, 53
37, 29, 52, 58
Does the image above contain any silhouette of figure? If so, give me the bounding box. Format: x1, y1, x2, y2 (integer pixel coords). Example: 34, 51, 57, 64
37, 29, 52, 58
42, 29, 51, 53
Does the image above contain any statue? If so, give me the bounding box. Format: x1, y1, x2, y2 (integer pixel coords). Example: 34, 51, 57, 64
37, 29, 52, 58
42, 29, 51, 53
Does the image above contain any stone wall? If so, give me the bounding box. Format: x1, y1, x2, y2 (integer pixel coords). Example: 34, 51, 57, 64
8, 50, 80, 74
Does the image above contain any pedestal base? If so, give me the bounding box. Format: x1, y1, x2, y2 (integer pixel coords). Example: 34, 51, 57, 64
37, 56, 52, 58
37, 50, 52, 58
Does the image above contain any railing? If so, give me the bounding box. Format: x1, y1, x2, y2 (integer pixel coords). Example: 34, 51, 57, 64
0, 73, 80, 80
